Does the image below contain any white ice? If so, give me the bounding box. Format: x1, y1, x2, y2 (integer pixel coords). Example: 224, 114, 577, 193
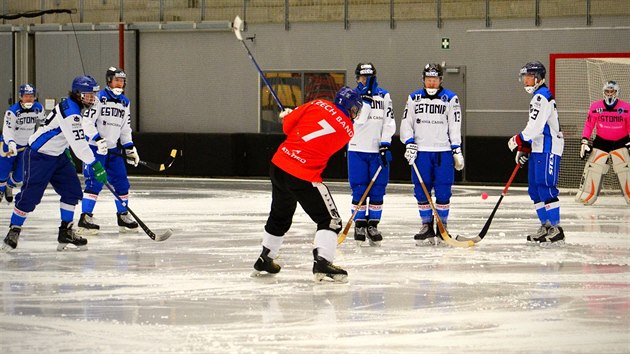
1, 177, 629, 353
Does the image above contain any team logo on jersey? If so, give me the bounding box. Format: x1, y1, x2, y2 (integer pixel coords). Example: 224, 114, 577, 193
536, 96, 542, 102
595, 108, 604, 113
618, 108, 624, 115
74, 117, 80, 122
441, 94, 448, 102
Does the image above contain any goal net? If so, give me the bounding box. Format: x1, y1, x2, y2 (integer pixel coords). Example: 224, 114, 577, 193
549, 52, 630, 190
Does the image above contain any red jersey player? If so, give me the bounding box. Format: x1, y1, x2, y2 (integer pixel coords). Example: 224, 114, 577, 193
252, 86, 363, 283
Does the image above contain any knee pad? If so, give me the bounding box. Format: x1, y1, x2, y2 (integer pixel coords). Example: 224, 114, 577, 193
575, 149, 609, 205
610, 147, 630, 203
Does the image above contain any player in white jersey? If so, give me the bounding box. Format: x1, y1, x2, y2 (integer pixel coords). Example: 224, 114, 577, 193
400, 63, 465, 246
347, 63, 396, 246
2, 75, 108, 252
78, 67, 140, 234
1, 84, 45, 203
508, 61, 565, 247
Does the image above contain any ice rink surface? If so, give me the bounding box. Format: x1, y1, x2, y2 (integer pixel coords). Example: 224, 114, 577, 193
1, 176, 629, 353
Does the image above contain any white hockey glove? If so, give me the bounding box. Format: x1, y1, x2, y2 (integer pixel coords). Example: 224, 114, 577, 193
278, 108, 293, 123
95, 138, 108, 155
625, 141, 630, 153
6, 141, 17, 157
125, 146, 140, 167
516, 151, 529, 166
404, 143, 418, 165
579, 138, 591, 160
452, 147, 464, 171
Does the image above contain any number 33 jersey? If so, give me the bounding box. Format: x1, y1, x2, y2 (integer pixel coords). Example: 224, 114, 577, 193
272, 99, 354, 183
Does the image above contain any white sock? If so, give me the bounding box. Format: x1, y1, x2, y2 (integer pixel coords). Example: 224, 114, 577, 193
262, 231, 284, 259
313, 229, 337, 262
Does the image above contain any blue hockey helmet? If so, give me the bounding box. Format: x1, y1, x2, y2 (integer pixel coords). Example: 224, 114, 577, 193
72, 75, 99, 94
519, 61, 546, 81
19, 84, 36, 97
334, 86, 363, 119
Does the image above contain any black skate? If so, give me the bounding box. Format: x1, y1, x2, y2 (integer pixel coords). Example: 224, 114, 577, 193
57, 222, 88, 251
1, 225, 21, 252
366, 219, 383, 246
0, 188, 4, 203
414, 220, 439, 246
251, 246, 281, 277
538, 226, 566, 248
354, 219, 367, 246
312, 249, 348, 283
4, 187, 13, 203
117, 212, 139, 233
526, 224, 550, 245
77, 212, 100, 235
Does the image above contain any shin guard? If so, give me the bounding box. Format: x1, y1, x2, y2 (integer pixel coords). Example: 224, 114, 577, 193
575, 149, 609, 205
610, 147, 630, 204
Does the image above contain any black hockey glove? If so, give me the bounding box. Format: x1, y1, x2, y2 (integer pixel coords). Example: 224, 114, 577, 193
379, 144, 391, 168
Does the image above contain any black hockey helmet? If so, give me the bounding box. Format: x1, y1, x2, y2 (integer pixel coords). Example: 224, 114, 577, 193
355, 63, 376, 78
422, 63, 443, 79
106, 66, 127, 85
519, 61, 546, 81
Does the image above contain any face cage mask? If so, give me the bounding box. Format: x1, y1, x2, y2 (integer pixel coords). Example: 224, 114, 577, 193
523, 77, 544, 94
603, 90, 618, 106
423, 76, 442, 95
110, 87, 124, 96
81, 92, 97, 107
21, 102, 34, 109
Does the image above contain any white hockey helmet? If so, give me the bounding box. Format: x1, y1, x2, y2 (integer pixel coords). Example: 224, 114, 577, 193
602, 80, 619, 106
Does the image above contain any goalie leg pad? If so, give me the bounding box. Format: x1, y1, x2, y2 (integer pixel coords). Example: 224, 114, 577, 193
610, 147, 630, 204
575, 149, 609, 205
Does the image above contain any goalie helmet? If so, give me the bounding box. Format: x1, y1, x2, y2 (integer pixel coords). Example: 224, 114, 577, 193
422, 63, 443, 95
355, 63, 376, 78
19, 84, 36, 109
71, 75, 99, 107
602, 80, 620, 106
106, 66, 126, 96
334, 86, 363, 120
519, 61, 546, 94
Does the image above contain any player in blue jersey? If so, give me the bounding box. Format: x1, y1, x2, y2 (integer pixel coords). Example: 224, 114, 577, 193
77, 67, 140, 235
400, 63, 465, 246
2, 76, 108, 252
347, 63, 396, 246
1, 84, 46, 203
508, 61, 565, 247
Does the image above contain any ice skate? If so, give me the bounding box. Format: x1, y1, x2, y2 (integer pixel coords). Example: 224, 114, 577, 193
117, 212, 139, 233
312, 249, 348, 283
77, 212, 100, 235
0, 188, 4, 203
57, 222, 88, 251
354, 219, 367, 246
414, 220, 439, 246
4, 187, 13, 203
251, 246, 281, 277
526, 223, 550, 245
538, 226, 566, 248
366, 219, 383, 246
1, 225, 21, 252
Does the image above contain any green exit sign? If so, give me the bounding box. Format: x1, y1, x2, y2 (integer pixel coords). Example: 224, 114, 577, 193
441, 38, 450, 50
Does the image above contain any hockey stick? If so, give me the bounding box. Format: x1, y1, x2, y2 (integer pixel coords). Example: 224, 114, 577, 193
110, 149, 181, 172
456, 164, 521, 243
104, 183, 172, 242
337, 165, 382, 245
232, 15, 285, 111
412, 163, 474, 248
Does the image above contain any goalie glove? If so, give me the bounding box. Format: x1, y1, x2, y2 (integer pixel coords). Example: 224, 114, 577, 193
125, 146, 140, 167
278, 108, 293, 123
579, 138, 591, 160
95, 138, 108, 155
404, 143, 418, 165
452, 146, 464, 171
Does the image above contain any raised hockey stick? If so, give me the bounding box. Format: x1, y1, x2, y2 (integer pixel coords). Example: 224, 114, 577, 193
104, 183, 172, 242
232, 15, 285, 111
412, 163, 474, 248
110, 149, 181, 172
337, 165, 383, 245
456, 164, 521, 243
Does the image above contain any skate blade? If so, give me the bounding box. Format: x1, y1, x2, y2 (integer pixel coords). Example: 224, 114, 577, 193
368, 240, 382, 247
415, 238, 441, 247
56, 243, 88, 252
250, 270, 279, 278
313, 273, 348, 283
355, 240, 366, 247
119, 226, 140, 234
539, 240, 566, 248
76, 228, 99, 236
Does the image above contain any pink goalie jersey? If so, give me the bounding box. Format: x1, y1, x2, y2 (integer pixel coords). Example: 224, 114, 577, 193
581, 99, 630, 141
